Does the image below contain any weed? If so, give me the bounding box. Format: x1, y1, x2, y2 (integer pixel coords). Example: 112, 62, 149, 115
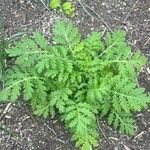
0, 20, 149, 150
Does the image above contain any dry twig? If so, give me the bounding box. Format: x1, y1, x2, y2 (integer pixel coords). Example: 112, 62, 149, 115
120, 0, 140, 29
0, 102, 12, 120
96, 118, 112, 144
77, 0, 112, 32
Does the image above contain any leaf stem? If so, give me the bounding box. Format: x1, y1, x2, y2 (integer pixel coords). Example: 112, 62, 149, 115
4, 76, 43, 92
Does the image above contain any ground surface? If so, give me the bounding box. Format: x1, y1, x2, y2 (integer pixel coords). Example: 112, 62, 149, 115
0, 0, 150, 150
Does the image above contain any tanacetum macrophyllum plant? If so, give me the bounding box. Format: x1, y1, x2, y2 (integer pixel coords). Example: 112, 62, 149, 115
0, 20, 149, 150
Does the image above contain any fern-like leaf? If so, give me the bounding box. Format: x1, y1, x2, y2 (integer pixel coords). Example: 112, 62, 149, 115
63, 102, 98, 150
52, 20, 80, 49
108, 111, 135, 135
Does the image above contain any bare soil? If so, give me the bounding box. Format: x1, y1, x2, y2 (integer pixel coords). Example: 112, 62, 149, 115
0, 0, 150, 150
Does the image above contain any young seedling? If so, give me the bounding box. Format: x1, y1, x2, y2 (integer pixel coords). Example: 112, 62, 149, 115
50, 0, 76, 16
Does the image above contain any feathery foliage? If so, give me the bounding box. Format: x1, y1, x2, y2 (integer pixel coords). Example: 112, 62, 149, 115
0, 20, 149, 150
0, 24, 7, 79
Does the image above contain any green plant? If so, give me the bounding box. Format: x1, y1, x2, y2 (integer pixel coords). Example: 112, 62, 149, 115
0, 20, 149, 149
0, 37, 7, 79
50, 0, 75, 16
0, 22, 7, 78
0, 29, 27, 79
